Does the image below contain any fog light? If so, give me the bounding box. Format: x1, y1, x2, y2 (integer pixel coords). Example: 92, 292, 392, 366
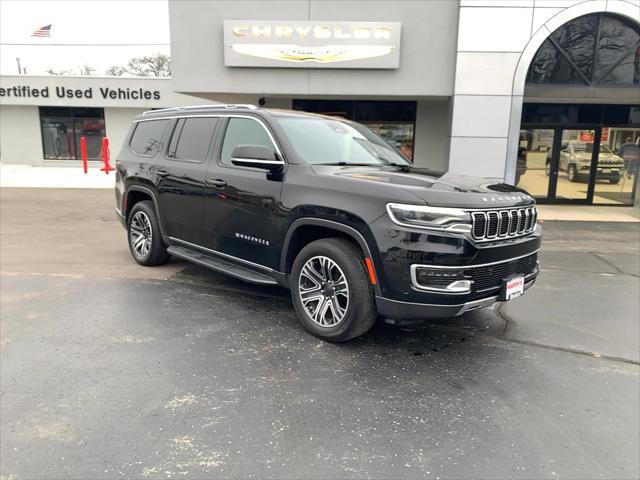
581, 166, 590, 171
412, 267, 472, 293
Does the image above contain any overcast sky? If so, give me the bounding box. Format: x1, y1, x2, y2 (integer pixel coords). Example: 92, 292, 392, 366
0, 0, 170, 76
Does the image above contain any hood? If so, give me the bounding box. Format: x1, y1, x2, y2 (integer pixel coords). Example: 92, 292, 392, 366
310, 165, 534, 208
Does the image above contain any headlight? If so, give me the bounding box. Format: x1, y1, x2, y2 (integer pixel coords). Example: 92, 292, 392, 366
386, 203, 471, 231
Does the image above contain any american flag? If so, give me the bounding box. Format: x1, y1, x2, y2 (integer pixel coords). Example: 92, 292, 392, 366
31, 24, 52, 37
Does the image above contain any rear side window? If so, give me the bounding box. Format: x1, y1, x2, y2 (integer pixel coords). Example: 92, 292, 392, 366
168, 117, 218, 162
220, 118, 273, 166
129, 120, 169, 156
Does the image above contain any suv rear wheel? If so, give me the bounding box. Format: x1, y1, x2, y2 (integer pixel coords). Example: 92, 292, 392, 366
127, 200, 171, 266
291, 238, 377, 342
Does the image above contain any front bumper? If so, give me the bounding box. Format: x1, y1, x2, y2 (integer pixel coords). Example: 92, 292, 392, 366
366, 212, 542, 304
376, 278, 536, 323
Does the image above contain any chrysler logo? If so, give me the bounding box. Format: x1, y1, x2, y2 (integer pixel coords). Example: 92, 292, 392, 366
229, 44, 395, 63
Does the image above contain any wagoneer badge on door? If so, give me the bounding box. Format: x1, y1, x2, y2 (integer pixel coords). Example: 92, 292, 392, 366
223, 21, 401, 69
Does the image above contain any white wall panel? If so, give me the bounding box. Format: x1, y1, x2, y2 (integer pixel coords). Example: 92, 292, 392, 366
458, 7, 533, 52
451, 95, 512, 138
454, 52, 520, 95
531, 7, 563, 33
0, 106, 43, 165
449, 137, 508, 178
461, 0, 533, 6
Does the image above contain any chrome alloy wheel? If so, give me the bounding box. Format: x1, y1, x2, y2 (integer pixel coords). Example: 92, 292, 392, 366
298, 255, 350, 327
129, 211, 153, 258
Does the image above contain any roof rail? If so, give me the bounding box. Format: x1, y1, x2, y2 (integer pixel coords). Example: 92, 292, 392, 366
142, 104, 258, 115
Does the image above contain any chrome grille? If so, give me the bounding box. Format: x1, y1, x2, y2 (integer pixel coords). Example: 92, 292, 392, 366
471, 206, 537, 242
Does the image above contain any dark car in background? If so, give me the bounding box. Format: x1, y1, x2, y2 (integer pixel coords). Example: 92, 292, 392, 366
115, 105, 541, 342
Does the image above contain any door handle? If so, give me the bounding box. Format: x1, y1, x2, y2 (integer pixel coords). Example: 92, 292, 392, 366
156, 169, 169, 177
207, 178, 227, 187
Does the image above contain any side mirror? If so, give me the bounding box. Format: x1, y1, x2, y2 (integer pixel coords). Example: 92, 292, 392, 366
230, 145, 283, 171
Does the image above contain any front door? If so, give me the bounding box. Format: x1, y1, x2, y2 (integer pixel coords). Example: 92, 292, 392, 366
550, 129, 598, 203
203, 116, 285, 270
155, 117, 219, 245
517, 127, 601, 204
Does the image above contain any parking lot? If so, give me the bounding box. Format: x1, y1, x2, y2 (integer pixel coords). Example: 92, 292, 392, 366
1, 188, 639, 479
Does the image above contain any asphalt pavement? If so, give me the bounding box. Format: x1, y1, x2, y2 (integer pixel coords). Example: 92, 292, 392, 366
1, 188, 639, 479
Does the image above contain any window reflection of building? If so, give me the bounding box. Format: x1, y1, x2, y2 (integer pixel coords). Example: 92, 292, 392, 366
292, 100, 417, 162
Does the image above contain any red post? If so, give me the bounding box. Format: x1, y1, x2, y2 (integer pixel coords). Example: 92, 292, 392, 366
100, 137, 114, 174
80, 136, 88, 174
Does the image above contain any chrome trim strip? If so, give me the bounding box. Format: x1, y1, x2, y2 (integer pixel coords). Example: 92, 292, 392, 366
410, 264, 472, 294
456, 295, 500, 315
230, 157, 285, 165
486, 211, 499, 239
376, 295, 497, 309
376, 278, 536, 314
410, 249, 539, 270
143, 104, 257, 115
169, 237, 274, 273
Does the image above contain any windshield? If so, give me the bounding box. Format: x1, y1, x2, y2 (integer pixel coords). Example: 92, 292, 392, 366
276, 116, 410, 166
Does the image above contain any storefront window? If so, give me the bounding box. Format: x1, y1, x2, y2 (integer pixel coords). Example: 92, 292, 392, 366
292, 100, 417, 161
594, 127, 639, 205
515, 129, 555, 198
527, 13, 640, 87
39, 107, 105, 160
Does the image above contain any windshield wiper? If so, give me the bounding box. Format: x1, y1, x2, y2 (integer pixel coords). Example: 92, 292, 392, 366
386, 162, 411, 170
320, 162, 378, 166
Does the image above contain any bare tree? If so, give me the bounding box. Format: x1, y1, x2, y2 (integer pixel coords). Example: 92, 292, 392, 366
79, 64, 96, 76
105, 65, 125, 77
45, 68, 71, 75
124, 53, 171, 77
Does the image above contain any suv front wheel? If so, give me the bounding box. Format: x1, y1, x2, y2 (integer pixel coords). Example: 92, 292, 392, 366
291, 238, 377, 342
127, 200, 171, 266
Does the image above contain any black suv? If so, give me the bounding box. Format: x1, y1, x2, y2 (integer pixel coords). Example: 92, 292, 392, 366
115, 105, 540, 342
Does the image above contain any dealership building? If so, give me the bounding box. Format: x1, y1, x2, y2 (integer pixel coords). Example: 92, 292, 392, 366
1, 0, 639, 206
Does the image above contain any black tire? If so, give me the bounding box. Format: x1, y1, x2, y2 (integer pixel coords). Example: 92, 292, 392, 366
290, 238, 377, 342
545, 161, 551, 177
609, 175, 620, 185
127, 200, 171, 266
568, 164, 579, 182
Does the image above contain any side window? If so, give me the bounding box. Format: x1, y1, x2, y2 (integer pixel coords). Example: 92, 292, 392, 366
220, 118, 274, 166
168, 117, 218, 162
129, 119, 169, 157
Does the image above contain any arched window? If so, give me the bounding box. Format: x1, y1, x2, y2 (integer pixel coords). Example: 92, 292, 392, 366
527, 13, 640, 86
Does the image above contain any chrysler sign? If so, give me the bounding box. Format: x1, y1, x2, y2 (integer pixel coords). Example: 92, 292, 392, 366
223, 21, 401, 69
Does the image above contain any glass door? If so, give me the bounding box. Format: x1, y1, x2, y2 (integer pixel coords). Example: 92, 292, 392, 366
552, 129, 597, 202
516, 128, 557, 199
592, 127, 639, 205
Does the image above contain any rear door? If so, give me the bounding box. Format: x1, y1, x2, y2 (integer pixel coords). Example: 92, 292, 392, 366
155, 116, 219, 245
203, 116, 285, 269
